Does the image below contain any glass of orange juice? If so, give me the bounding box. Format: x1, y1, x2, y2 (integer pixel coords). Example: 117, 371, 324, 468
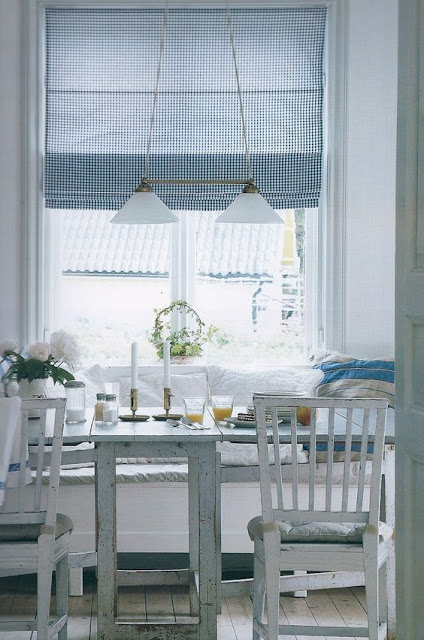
183, 397, 206, 423
211, 395, 234, 421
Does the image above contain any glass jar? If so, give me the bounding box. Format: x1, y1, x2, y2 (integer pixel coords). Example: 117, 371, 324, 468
95, 392, 106, 423
103, 393, 119, 425
64, 380, 86, 423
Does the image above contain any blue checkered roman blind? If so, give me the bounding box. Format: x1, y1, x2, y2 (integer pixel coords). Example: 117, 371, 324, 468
44, 7, 326, 211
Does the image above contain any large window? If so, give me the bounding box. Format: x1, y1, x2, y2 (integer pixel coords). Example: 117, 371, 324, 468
42, 5, 327, 366
49, 207, 315, 365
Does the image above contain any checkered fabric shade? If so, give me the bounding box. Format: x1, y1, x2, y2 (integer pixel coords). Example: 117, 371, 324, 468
44, 7, 326, 212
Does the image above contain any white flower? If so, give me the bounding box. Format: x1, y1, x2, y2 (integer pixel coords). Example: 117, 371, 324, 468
50, 330, 80, 367
0, 339, 18, 358
27, 341, 50, 362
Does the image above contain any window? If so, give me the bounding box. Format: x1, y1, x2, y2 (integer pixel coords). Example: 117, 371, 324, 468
41, 5, 327, 365
194, 209, 314, 365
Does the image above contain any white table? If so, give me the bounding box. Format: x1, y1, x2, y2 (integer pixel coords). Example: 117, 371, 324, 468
90, 415, 222, 640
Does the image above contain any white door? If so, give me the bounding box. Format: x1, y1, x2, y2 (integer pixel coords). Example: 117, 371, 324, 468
396, 0, 424, 637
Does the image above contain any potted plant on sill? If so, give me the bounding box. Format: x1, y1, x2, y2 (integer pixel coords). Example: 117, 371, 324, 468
149, 300, 217, 362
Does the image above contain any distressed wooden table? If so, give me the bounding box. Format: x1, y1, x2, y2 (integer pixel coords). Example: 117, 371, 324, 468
89, 413, 222, 640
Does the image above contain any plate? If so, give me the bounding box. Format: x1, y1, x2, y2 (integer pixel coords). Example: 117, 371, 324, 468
119, 414, 150, 422
223, 417, 257, 428
245, 409, 292, 421
152, 413, 183, 421
224, 416, 292, 428
250, 390, 303, 397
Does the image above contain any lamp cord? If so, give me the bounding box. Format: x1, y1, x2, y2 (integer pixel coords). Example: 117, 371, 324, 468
144, 0, 169, 180
226, 0, 253, 182
143, 0, 252, 185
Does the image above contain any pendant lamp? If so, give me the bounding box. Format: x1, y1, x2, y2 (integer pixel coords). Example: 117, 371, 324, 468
111, 0, 282, 225
216, 181, 283, 224
110, 180, 177, 225
215, 1, 283, 224
110, 1, 178, 225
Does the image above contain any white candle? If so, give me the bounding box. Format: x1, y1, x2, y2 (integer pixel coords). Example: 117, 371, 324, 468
163, 340, 171, 388
131, 341, 138, 389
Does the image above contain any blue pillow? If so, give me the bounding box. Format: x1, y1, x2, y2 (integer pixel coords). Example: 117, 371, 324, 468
304, 442, 374, 453
313, 359, 395, 407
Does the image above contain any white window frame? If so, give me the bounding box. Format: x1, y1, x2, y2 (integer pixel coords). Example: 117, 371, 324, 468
22, 0, 348, 358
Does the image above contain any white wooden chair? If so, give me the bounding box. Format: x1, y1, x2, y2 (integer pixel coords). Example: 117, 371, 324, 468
0, 397, 22, 507
249, 395, 390, 640
0, 397, 71, 639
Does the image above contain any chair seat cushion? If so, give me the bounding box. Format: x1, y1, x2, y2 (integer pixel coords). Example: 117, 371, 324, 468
247, 515, 392, 543
0, 513, 73, 542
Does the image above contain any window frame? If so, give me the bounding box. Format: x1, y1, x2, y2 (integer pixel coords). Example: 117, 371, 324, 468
23, 0, 347, 359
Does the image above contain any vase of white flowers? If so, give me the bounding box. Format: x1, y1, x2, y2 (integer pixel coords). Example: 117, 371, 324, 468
0, 331, 80, 416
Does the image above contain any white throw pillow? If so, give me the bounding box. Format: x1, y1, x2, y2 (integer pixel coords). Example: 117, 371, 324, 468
309, 349, 356, 365
45, 364, 106, 407
74, 364, 106, 407
207, 365, 323, 406
119, 373, 208, 408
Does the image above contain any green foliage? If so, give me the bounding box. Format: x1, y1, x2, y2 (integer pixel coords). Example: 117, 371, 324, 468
149, 300, 217, 360
206, 325, 305, 365
1, 351, 75, 385
294, 208, 305, 271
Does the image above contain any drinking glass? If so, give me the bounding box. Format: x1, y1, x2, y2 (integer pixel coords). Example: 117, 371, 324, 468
183, 397, 206, 423
211, 395, 234, 421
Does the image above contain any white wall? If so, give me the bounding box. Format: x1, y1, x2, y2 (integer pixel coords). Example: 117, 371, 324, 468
0, 1, 23, 341
0, 0, 398, 357
342, 0, 397, 358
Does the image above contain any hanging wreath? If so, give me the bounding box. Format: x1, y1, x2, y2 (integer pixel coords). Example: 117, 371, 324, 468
149, 300, 217, 359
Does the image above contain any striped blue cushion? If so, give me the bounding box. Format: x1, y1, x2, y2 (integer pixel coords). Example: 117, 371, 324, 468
314, 359, 395, 407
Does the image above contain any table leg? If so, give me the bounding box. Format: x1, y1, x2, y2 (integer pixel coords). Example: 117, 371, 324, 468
188, 455, 200, 616
215, 451, 222, 614
197, 441, 218, 640
96, 443, 117, 640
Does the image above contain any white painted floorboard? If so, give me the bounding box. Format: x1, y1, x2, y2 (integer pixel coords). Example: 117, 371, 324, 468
0, 574, 369, 640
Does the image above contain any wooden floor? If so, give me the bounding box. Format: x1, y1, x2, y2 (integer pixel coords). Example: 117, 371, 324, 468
0, 573, 369, 639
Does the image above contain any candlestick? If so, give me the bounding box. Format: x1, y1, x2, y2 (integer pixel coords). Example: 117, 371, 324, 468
163, 339, 171, 388
163, 387, 172, 416
131, 341, 138, 389
130, 388, 138, 417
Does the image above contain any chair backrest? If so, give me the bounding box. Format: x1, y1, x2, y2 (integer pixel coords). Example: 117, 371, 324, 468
0, 396, 22, 506
0, 397, 66, 531
252, 395, 388, 528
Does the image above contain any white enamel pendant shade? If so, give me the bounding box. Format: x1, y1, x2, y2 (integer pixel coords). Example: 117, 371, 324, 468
215, 191, 284, 224
110, 190, 178, 224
